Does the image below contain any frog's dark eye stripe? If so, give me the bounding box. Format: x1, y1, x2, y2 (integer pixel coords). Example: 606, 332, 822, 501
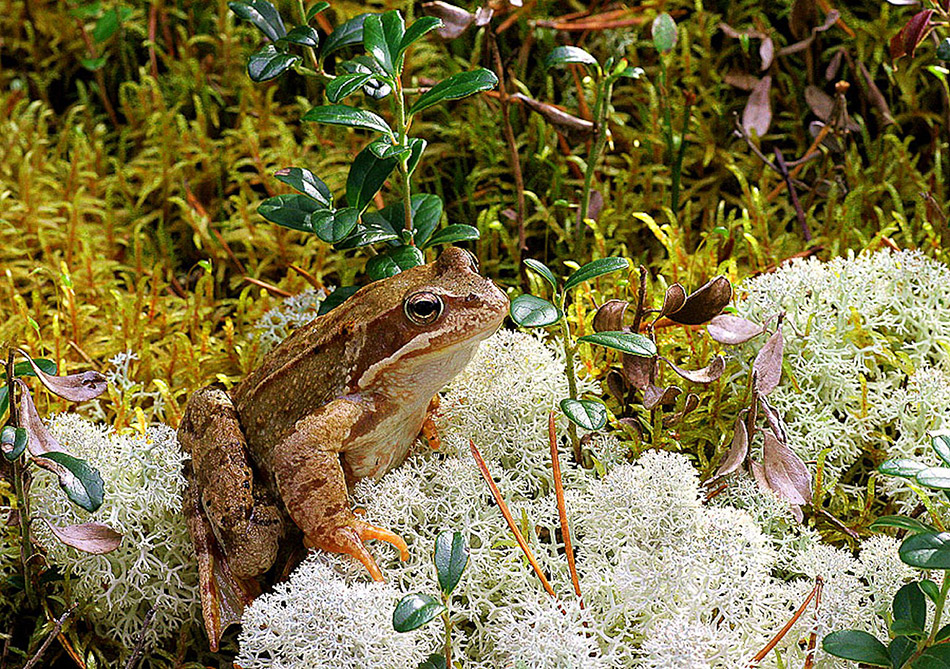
404, 291, 444, 325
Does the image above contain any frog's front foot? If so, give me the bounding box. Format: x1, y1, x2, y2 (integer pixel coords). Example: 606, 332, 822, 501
305, 520, 409, 581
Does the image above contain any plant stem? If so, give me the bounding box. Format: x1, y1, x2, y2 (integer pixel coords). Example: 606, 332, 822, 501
393, 76, 415, 241
670, 91, 693, 216
930, 571, 950, 643
578, 77, 612, 255
295, 0, 321, 72
557, 299, 581, 464
7, 350, 35, 608
441, 595, 452, 668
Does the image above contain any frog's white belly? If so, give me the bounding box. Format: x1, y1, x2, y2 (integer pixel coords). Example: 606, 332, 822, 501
343, 401, 428, 479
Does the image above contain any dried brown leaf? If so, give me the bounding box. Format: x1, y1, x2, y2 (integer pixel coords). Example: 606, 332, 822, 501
15, 379, 66, 457
474, 6, 493, 26
857, 61, 895, 126
512, 93, 594, 141
421, 2, 474, 39
750, 459, 770, 492
760, 37, 774, 70
707, 314, 765, 345
43, 519, 122, 554
643, 384, 681, 410
825, 50, 844, 81
759, 396, 788, 444
805, 85, 834, 121
657, 284, 687, 320
742, 76, 772, 137
717, 417, 749, 477
778, 10, 839, 56
593, 300, 629, 333
665, 393, 700, 426
667, 276, 733, 325
17, 348, 107, 402
623, 354, 656, 391
762, 432, 812, 505
752, 325, 784, 395
723, 72, 761, 91
663, 355, 726, 384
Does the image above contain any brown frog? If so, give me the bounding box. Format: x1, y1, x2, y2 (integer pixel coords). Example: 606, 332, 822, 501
178, 247, 508, 648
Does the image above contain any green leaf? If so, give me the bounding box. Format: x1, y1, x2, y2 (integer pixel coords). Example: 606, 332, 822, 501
0, 386, 7, 419
34, 451, 105, 512
544, 46, 599, 71
914, 644, 950, 667
939, 38, 950, 61
578, 331, 657, 357
345, 145, 398, 212
399, 16, 441, 56
282, 25, 319, 47
258, 194, 326, 232
936, 621, 950, 642
1, 425, 27, 461
879, 459, 928, 479
423, 224, 479, 249
2, 358, 58, 379
365, 246, 425, 281
917, 466, 950, 490
417, 655, 447, 669
920, 579, 941, 605
273, 167, 332, 207
365, 193, 441, 245
560, 398, 607, 431
870, 516, 937, 535
563, 257, 629, 292
652, 13, 678, 53
305, 1, 330, 22
523, 259, 558, 291
320, 14, 369, 59
893, 582, 926, 634
899, 531, 950, 569
335, 221, 400, 250
409, 68, 498, 116
326, 73, 375, 103
229, 0, 287, 42
363, 11, 404, 76
368, 138, 413, 160
393, 593, 445, 632
822, 630, 891, 666
318, 286, 359, 315
309, 207, 360, 244
434, 530, 469, 596
933, 432, 950, 466
509, 294, 561, 328
302, 104, 392, 135
92, 7, 120, 43
247, 45, 300, 82
80, 56, 108, 71
406, 137, 426, 175
890, 636, 915, 669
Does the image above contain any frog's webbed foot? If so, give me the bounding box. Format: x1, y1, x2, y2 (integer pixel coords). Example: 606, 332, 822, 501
305, 520, 409, 581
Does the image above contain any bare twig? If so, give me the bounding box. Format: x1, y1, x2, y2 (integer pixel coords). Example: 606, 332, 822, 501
548, 413, 583, 607
22, 604, 78, 669
242, 277, 292, 298
469, 439, 557, 599
773, 148, 812, 241
123, 605, 157, 669
749, 576, 823, 666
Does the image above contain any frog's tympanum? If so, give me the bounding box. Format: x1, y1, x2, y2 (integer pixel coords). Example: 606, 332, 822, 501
178, 247, 508, 648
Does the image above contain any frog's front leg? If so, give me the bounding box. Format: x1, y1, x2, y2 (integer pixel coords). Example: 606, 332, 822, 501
269, 398, 409, 581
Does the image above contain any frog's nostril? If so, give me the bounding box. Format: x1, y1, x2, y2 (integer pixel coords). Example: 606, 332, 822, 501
465, 293, 480, 303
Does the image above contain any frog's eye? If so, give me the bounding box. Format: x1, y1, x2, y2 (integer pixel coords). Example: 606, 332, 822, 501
404, 292, 444, 325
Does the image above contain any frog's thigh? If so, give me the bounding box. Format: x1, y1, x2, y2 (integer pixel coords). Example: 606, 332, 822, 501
179, 385, 282, 580
271, 399, 409, 581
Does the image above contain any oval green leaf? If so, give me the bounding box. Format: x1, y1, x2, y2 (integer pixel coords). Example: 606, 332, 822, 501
366, 245, 425, 281
345, 145, 398, 212
936, 621, 950, 642
310, 207, 360, 244
921, 579, 942, 605
399, 16, 441, 56
544, 46, 598, 70
523, 258, 557, 291
1, 358, 57, 380
423, 224, 479, 249
899, 531, 950, 569
563, 257, 629, 292
879, 458, 928, 479
890, 636, 915, 669
392, 593, 445, 632
893, 582, 926, 633
282, 25, 319, 47
229, 0, 287, 41
363, 12, 403, 76
306, 1, 330, 22
509, 294, 561, 328
1, 425, 27, 461
0, 386, 8, 421
320, 13, 368, 59
408, 68, 498, 116
932, 432, 950, 466
869, 515, 936, 535
578, 331, 657, 357
434, 530, 469, 596
652, 13, 678, 54
917, 466, 950, 490
560, 398, 607, 431
33, 451, 105, 512
318, 286, 359, 315
326, 73, 375, 103
247, 45, 300, 82
915, 644, 950, 666
274, 167, 332, 207
302, 104, 392, 135
821, 630, 891, 666
335, 222, 400, 250
258, 194, 325, 232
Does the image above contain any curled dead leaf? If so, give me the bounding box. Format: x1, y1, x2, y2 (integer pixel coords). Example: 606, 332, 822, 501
663, 355, 726, 384
857, 61, 895, 126
742, 76, 772, 138
761, 431, 812, 505
657, 284, 687, 320
723, 72, 761, 91
707, 314, 765, 345
778, 10, 839, 56
666, 276, 733, 325
760, 37, 774, 70
665, 393, 700, 426
42, 519, 122, 554
759, 396, 788, 444
15, 379, 67, 457
643, 384, 681, 410
752, 324, 784, 395
512, 93, 594, 141
622, 354, 656, 391
593, 300, 629, 333
717, 416, 749, 477
421, 2, 474, 39
17, 348, 107, 402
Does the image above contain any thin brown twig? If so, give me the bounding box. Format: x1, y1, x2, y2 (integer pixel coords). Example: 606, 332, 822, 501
548, 412, 584, 607
22, 604, 78, 669
242, 277, 292, 298
469, 439, 557, 599
123, 605, 157, 669
749, 576, 823, 665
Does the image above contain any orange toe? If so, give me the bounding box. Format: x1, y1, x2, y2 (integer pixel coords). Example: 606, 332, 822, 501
307, 525, 385, 581
358, 521, 410, 561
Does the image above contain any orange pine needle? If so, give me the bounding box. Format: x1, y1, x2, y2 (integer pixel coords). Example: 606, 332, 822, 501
469, 439, 557, 599
749, 576, 823, 665
549, 412, 584, 607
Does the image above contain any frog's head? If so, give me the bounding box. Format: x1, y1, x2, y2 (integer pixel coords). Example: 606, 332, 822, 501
350, 247, 509, 393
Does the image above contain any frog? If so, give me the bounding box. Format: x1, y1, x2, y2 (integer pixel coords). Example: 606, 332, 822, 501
178, 247, 508, 649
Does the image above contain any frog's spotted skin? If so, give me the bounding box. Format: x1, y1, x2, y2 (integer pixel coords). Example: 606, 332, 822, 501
178, 247, 508, 649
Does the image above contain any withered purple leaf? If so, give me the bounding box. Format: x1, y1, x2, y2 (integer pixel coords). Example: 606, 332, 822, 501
723, 72, 761, 91
665, 393, 700, 425
717, 417, 749, 477
42, 519, 122, 554
666, 276, 733, 325
593, 300, 629, 333
622, 354, 656, 391
512, 93, 594, 141
857, 61, 895, 126
750, 459, 770, 492
805, 85, 834, 121
825, 50, 844, 81
760, 37, 774, 70
663, 355, 726, 384
606, 370, 627, 403
657, 284, 687, 320
707, 314, 765, 345
474, 6, 493, 26
742, 76, 772, 138
18, 348, 107, 402
777, 10, 839, 56
761, 432, 812, 505
752, 324, 784, 395
15, 379, 67, 457
759, 396, 788, 444
421, 2, 474, 39
643, 383, 681, 410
